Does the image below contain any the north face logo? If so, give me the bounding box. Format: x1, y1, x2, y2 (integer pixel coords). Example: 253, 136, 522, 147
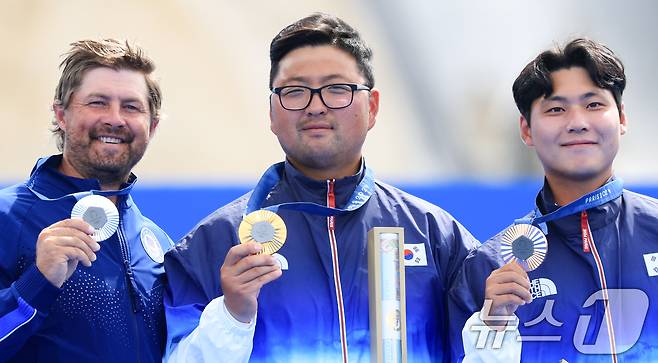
530, 278, 557, 299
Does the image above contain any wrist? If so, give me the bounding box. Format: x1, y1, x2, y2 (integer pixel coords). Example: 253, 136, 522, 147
224, 297, 255, 323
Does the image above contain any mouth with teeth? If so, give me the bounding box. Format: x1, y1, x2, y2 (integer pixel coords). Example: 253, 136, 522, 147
97, 136, 125, 144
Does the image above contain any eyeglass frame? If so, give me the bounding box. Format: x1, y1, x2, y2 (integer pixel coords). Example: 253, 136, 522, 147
270, 83, 371, 111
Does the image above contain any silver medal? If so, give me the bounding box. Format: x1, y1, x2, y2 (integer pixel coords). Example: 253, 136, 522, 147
500, 223, 548, 271
71, 195, 119, 241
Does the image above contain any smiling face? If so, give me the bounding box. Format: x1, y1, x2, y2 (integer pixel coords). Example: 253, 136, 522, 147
54, 67, 158, 186
269, 45, 379, 180
520, 67, 627, 187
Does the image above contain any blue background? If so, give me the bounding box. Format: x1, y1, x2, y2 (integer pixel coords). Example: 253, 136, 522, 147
127, 182, 658, 242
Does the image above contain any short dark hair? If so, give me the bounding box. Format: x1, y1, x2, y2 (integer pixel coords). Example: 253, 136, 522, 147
512, 38, 625, 124
52, 39, 161, 151
269, 13, 374, 89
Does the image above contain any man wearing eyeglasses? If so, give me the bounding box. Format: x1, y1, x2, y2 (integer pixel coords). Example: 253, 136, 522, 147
163, 13, 480, 363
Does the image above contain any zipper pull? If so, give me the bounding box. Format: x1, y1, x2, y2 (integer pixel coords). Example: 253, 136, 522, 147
327, 180, 336, 230
124, 260, 142, 313
581, 210, 591, 253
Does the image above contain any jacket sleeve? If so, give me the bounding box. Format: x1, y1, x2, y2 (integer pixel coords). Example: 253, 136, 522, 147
0, 264, 62, 359
0, 204, 63, 358
163, 239, 255, 363
448, 237, 505, 361
462, 311, 521, 363
164, 294, 255, 363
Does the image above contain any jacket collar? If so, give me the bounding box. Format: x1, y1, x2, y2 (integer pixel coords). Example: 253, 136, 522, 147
537, 177, 621, 236
264, 159, 366, 209
26, 154, 137, 208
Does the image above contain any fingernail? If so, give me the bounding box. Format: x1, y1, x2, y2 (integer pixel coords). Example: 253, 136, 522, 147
92, 243, 101, 251
91, 253, 97, 262
88, 227, 95, 235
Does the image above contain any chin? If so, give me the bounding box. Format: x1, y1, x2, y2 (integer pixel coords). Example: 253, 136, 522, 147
557, 168, 607, 182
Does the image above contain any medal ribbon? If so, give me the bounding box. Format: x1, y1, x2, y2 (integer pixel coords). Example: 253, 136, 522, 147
26, 156, 134, 202
28, 187, 132, 202
245, 162, 375, 216
514, 179, 623, 232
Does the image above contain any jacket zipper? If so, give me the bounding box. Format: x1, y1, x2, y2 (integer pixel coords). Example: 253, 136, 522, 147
326, 180, 348, 363
117, 218, 142, 362
581, 211, 617, 363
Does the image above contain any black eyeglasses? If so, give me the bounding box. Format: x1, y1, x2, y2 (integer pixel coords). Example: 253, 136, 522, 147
271, 83, 371, 111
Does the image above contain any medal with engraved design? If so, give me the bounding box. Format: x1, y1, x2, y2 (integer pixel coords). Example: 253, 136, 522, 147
238, 210, 287, 255
71, 195, 120, 242
500, 223, 548, 271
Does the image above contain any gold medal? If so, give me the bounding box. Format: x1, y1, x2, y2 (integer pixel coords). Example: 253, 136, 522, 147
500, 223, 548, 271
238, 210, 287, 255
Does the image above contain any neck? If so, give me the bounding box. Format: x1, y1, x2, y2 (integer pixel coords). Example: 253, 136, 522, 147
545, 172, 612, 206
288, 158, 361, 181
58, 157, 124, 203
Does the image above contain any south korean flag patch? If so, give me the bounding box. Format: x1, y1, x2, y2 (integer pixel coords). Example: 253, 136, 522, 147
403, 243, 428, 266
643, 253, 658, 277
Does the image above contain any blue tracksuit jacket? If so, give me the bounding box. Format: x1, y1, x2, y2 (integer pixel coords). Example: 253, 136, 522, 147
0, 155, 173, 362
459, 181, 658, 362
164, 161, 481, 362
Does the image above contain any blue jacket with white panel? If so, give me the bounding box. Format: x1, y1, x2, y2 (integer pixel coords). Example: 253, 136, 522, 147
458, 180, 658, 362
164, 160, 482, 362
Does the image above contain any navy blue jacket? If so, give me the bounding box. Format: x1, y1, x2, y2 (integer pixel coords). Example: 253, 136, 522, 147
164, 161, 481, 362
458, 182, 658, 362
0, 155, 173, 362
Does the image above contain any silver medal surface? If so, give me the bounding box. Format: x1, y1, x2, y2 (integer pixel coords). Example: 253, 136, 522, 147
71, 195, 119, 241
500, 223, 548, 271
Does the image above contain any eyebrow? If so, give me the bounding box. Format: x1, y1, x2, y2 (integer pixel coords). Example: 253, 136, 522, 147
84, 93, 146, 104
277, 74, 350, 86
542, 91, 603, 104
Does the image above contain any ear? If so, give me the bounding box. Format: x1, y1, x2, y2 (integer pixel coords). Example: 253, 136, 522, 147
366, 88, 380, 131
53, 103, 67, 130
149, 117, 159, 139
619, 102, 628, 135
269, 95, 277, 135
520, 115, 534, 146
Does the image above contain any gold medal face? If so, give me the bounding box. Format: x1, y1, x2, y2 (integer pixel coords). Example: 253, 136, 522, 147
500, 223, 548, 271
238, 210, 287, 255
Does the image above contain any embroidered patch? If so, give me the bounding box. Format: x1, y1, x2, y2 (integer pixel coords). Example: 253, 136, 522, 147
643, 253, 658, 277
530, 278, 557, 299
140, 227, 164, 263
403, 243, 427, 266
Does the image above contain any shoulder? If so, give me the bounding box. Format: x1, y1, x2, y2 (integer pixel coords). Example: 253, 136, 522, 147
373, 179, 462, 225
190, 191, 251, 232
0, 182, 39, 233
623, 189, 658, 207
372, 180, 480, 249
622, 189, 658, 219
136, 213, 176, 248
172, 191, 251, 251
475, 208, 535, 264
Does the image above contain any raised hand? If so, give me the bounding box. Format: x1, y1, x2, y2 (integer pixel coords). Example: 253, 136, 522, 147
221, 242, 282, 323
36, 219, 101, 288
482, 261, 532, 330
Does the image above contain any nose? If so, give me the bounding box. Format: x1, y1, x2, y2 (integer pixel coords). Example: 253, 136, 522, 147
566, 108, 589, 133
104, 103, 126, 128
305, 91, 327, 116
